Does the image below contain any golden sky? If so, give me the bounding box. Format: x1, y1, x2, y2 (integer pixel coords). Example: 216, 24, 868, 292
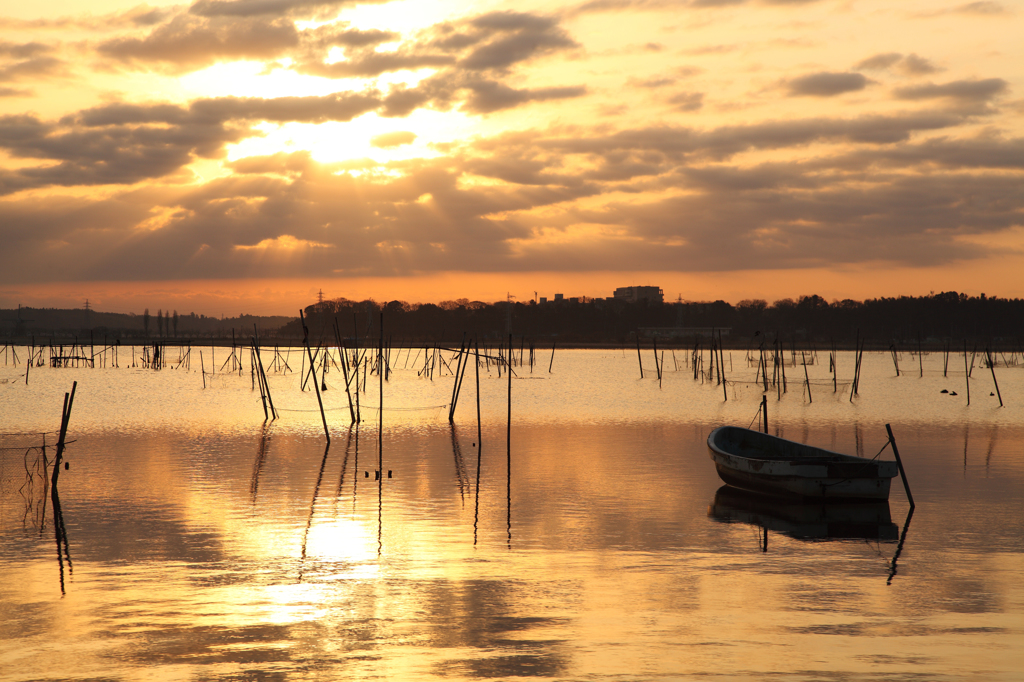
1, 0, 1022, 315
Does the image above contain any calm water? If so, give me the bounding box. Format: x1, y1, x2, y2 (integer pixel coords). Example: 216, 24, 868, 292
1, 346, 1023, 680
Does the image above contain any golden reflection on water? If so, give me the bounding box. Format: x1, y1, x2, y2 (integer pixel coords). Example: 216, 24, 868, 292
2, 349, 1024, 679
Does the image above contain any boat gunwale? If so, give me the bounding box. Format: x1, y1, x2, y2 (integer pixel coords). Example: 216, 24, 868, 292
707, 426, 898, 471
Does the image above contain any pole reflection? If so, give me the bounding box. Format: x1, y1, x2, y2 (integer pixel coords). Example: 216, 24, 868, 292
887, 506, 915, 585
250, 421, 271, 506
299, 442, 331, 582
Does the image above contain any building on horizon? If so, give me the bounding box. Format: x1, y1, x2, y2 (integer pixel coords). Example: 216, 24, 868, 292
613, 286, 664, 304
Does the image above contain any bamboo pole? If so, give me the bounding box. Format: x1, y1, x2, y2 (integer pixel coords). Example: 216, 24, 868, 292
251, 342, 267, 420
986, 348, 1003, 407
449, 335, 466, 423
378, 313, 384, 487
452, 339, 471, 423
300, 310, 329, 443
50, 382, 77, 492
253, 328, 277, 419
507, 332, 512, 547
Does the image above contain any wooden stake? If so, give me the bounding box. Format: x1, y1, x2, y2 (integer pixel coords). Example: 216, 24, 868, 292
964, 339, 970, 406
473, 340, 483, 546
719, 330, 727, 401
636, 336, 644, 379
802, 351, 812, 403
653, 338, 661, 381
986, 348, 1003, 407
334, 317, 356, 424
885, 424, 915, 508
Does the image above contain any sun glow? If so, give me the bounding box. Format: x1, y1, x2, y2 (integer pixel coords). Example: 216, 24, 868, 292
234, 235, 330, 251
225, 108, 475, 165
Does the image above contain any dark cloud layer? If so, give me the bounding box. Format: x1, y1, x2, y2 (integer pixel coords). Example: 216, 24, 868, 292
98, 6, 581, 85
91, 7, 586, 125
785, 72, 868, 97
2, 91, 1021, 283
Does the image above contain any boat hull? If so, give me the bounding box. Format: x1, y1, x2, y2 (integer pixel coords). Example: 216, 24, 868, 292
707, 426, 899, 501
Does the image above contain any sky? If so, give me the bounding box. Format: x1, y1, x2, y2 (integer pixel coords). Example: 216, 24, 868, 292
0, 0, 1022, 316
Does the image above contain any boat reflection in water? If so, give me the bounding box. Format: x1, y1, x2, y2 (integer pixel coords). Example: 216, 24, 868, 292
708, 485, 899, 543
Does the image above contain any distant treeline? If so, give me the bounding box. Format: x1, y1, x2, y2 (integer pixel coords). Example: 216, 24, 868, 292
293, 292, 1024, 347
4, 291, 1022, 347
0, 307, 291, 340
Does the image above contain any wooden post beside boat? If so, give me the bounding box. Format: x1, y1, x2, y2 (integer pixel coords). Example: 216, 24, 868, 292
885, 424, 914, 508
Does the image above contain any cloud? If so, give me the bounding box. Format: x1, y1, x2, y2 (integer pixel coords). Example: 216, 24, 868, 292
371, 131, 417, 148
228, 150, 313, 174
566, 0, 822, 15
680, 44, 738, 55
95, 7, 586, 125
455, 12, 579, 72
0, 41, 52, 58
856, 52, 939, 76
0, 55, 67, 82
951, 1, 1008, 14
667, 91, 703, 111
0, 42, 67, 83
2, 112, 1022, 285
189, 0, 373, 18
1, 2, 1019, 288
0, 5, 178, 31
628, 76, 676, 88
458, 80, 587, 114
0, 86, 31, 97
0, 91, 387, 194
0, 113, 247, 195
784, 71, 869, 97
894, 78, 1007, 102
295, 50, 455, 78
98, 13, 302, 70
912, 1, 1010, 18
0, 70, 590, 197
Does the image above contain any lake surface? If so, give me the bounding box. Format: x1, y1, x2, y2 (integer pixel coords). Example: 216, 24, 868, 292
2, 346, 1023, 680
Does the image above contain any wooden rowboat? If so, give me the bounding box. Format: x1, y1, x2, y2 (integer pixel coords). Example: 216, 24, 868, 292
707, 426, 899, 501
